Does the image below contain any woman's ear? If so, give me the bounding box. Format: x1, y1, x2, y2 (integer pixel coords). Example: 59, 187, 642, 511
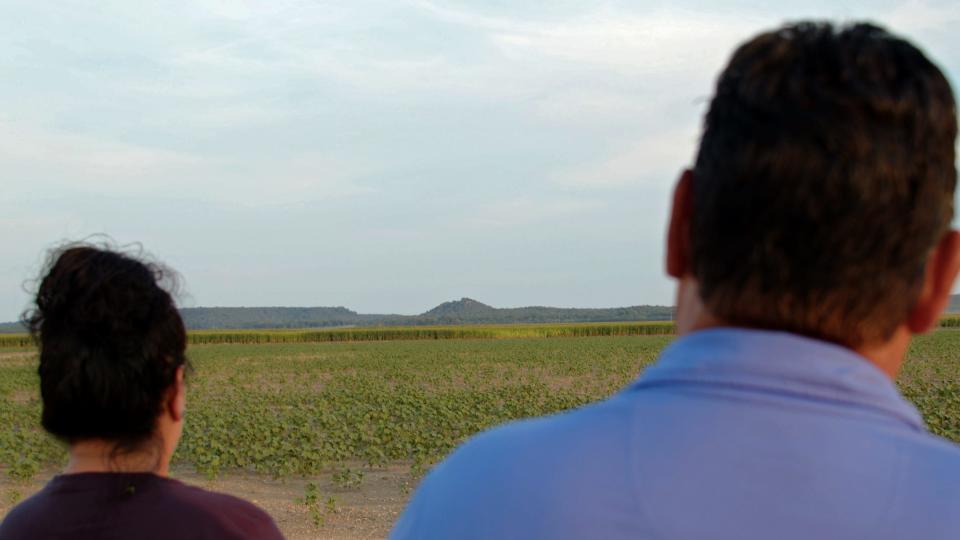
167, 365, 186, 422
666, 170, 694, 279
907, 230, 960, 334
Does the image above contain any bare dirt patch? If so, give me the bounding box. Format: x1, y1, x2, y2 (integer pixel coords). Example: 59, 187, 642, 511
8, 389, 35, 405
0, 352, 36, 368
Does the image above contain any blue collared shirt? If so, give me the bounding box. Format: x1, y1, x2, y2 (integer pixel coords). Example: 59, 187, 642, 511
391, 329, 960, 539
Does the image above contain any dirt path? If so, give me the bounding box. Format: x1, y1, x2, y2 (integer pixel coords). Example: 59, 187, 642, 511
0, 464, 416, 539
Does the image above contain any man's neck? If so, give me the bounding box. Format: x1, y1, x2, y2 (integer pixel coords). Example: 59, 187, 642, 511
682, 313, 909, 380
675, 279, 908, 380
854, 326, 911, 379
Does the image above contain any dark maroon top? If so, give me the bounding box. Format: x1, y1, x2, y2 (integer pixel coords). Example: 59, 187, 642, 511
0, 472, 284, 539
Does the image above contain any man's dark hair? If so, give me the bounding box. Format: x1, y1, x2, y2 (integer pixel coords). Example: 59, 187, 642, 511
23, 243, 188, 445
692, 21, 957, 346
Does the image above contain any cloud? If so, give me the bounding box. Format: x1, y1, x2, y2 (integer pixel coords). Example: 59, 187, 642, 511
1, 0, 958, 318
468, 197, 604, 228
0, 121, 203, 196
222, 155, 378, 208
532, 88, 663, 126
490, 10, 758, 77
412, 2, 761, 76
885, 0, 960, 33
192, 0, 307, 21
553, 127, 699, 190
0, 119, 375, 207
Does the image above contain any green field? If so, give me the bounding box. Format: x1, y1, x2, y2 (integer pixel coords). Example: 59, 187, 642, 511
1, 329, 959, 481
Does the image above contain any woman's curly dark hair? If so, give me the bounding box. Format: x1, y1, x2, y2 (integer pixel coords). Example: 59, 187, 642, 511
23, 243, 188, 445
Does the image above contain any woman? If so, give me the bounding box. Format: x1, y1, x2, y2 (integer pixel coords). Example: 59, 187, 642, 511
0, 244, 284, 539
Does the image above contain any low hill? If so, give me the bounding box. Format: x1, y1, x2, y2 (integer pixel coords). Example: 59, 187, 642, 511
0, 321, 25, 333
4, 294, 958, 332
421, 298, 500, 320
180, 306, 362, 330
0, 299, 673, 331
180, 299, 673, 329
417, 298, 672, 325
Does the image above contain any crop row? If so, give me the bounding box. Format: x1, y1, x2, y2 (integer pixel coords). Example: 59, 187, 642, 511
0, 321, 677, 348
6, 316, 960, 348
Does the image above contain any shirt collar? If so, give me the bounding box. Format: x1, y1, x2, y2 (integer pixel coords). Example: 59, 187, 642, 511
629, 328, 925, 431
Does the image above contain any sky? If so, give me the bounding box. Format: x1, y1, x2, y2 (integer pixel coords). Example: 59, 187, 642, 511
2, 0, 959, 320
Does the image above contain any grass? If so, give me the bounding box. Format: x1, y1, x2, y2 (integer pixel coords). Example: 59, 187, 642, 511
0, 330, 958, 480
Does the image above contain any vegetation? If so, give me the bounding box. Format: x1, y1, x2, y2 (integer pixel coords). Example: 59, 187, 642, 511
0, 322, 675, 348
186, 322, 675, 345
0, 335, 31, 348
0, 330, 958, 482
10, 316, 960, 347
1, 334, 665, 478
299, 482, 338, 527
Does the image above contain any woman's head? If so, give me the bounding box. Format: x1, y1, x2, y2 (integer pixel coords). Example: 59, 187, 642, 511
24, 243, 188, 454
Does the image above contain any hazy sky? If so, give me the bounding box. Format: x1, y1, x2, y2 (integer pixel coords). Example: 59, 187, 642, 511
2, 1, 959, 320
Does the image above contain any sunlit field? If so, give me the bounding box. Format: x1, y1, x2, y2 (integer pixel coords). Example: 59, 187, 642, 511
1, 327, 959, 538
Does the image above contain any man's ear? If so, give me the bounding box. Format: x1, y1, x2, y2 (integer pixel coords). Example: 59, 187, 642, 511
167, 365, 186, 423
666, 170, 695, 279
907, 230, 960, 334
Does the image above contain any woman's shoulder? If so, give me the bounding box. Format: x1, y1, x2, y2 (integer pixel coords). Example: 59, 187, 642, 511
0, 484, 60, 540
153, 476, 284, 539
0, 474, 284, 540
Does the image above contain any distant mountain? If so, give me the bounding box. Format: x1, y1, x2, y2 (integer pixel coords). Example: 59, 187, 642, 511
0, 321, 25, 333
180, 306, 362, 330
3, 294, 955, 333
0, 299, 673, 332
178, 299, 673, 329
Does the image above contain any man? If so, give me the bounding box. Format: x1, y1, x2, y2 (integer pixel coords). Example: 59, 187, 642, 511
390, 22, 960, 539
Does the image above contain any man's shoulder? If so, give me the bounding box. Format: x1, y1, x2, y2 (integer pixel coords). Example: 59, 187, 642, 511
900, 431, 960, 479
391, 395, 642, 539
451, 392, 635, 472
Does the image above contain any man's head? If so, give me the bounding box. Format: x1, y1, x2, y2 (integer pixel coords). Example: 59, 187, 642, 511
668, 21, 959, 352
